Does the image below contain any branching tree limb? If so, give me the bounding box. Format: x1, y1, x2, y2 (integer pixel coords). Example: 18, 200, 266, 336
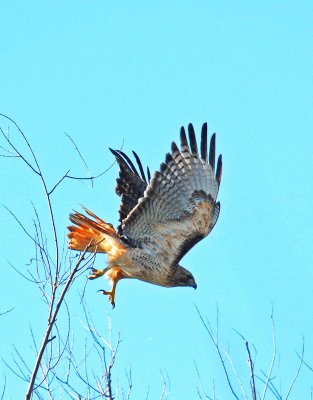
0, 307, 14, 316
0, 114, 114, 399
25, 248, 92, 399
0, 376, 6, 400
195, 305, 241, 400
196, 306, 307, 400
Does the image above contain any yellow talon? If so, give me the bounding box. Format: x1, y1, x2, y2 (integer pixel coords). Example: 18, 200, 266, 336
88, 268, 105, 280
98, 289, 116, 308
93, 266, 126, 308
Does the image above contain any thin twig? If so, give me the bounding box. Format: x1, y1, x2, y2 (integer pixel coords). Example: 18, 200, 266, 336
223, 350, 249, 400
195, 306, 240, 400
245, 341, 257, 400
261, 308, 277, 400
124, 366, 133, 400
48, 161, 116, 195
0, 307, 14, 316
1, 114, 121, 398
285, 338, 304, 399
0, 375, 6, 400
194, 361, 214, 400
0, 124, 40, 176
106, 333, 122, 400
2, 358, 29, 382
256, 372, 282, 400
8, 260, 43, 284
159, 369, 169, 400
65, 132, 92, 183
25, 247, 90, 399
3, 206, 45, 253
300, 356, 313, 374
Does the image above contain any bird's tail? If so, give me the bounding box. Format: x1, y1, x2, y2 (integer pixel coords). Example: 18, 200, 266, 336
67, 207, 125, 256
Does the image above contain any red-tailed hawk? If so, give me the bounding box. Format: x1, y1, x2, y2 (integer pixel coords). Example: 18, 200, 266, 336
68, 123, 222, 307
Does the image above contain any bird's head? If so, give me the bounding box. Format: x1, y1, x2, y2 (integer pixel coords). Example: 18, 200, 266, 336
171, 265, 197, 289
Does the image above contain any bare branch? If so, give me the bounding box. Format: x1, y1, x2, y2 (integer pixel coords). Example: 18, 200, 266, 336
25, 247, 91, 399
285, 338, 304, 399
194, 361, 214, 400
65, 132, 92, 183
105, 333, 122, 399
124, 366, 133, 400
261, 307, 277, 400
2, 357, 29, 382
48, 160, 116, 195
159, 369, 170, 400
223, 350, 249, 400
245, 341, 257, 400
47, 170, 71, 195
0, 143, 19, 157
3, 205, 45, 253
0, 375, 6, 400
1, 115, 123, 399
0, 307, 14, 316
256, 372, 282, 400
300, 356, 313, 374
195, 306, 240, 400
0, 123, 40, 176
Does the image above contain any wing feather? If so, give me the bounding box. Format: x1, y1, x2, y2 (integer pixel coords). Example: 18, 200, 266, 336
200, 123, 208, 162
120, 123, 222, 265
188, 123, 198, 157
216, 154, 222, 186
109, 148, 149, 235
116, 149, 140, 177
209, 133, 216, 173
132, 150, 148, 183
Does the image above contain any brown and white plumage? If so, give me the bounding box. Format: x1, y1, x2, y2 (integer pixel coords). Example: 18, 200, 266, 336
68, 123, 222, 307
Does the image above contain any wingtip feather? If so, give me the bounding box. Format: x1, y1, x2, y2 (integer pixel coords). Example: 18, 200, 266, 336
216, 154, 222, 185
109, 148, 119, 157
132, 150, 147, 183
209, 133, 216, 172
188, 123, 198, 156
180, 126, 188, 149
200, 123, 208, 161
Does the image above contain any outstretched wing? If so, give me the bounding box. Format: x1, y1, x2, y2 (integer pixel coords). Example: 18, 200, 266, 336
120, 123, 222, 265
109, 148, 151, 235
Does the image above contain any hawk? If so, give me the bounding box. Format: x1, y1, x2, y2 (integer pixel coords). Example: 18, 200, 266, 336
68, 123, 222, 307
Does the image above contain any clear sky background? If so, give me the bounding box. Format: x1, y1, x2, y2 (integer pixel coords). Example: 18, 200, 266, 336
1, 1, 313, 399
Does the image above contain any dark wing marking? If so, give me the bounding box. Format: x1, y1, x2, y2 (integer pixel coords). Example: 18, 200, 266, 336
120, 123, 222, 267
188, 123, 198, 156
109, 148, 150, 234
132, 151, 148, 184
216, 154, 222, 187
209, 133, 215, 172
171, 200, 220, 265
200, 123, 208, 161
147, 166, 151, 182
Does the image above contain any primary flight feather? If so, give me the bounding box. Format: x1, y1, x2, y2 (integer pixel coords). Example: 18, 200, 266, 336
67, 123, 222, 307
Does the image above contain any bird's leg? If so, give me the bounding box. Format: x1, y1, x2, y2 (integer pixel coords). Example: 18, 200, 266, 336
98, 266, 126, 308
88, 266, 112, 280
99, 285, 117, 309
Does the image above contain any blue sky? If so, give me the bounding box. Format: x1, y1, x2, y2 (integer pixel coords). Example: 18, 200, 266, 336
1, 1, 313, 398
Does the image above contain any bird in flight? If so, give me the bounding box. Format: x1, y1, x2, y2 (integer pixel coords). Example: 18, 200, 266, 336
68, 123, 222, 308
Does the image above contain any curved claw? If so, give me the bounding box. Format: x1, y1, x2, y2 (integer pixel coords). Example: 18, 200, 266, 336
88, 266, 112, 280
98, 289, 116, 309
89, 268, 104, 280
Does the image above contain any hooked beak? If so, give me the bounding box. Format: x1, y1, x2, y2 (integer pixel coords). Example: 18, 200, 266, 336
192, 282, 197, 290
